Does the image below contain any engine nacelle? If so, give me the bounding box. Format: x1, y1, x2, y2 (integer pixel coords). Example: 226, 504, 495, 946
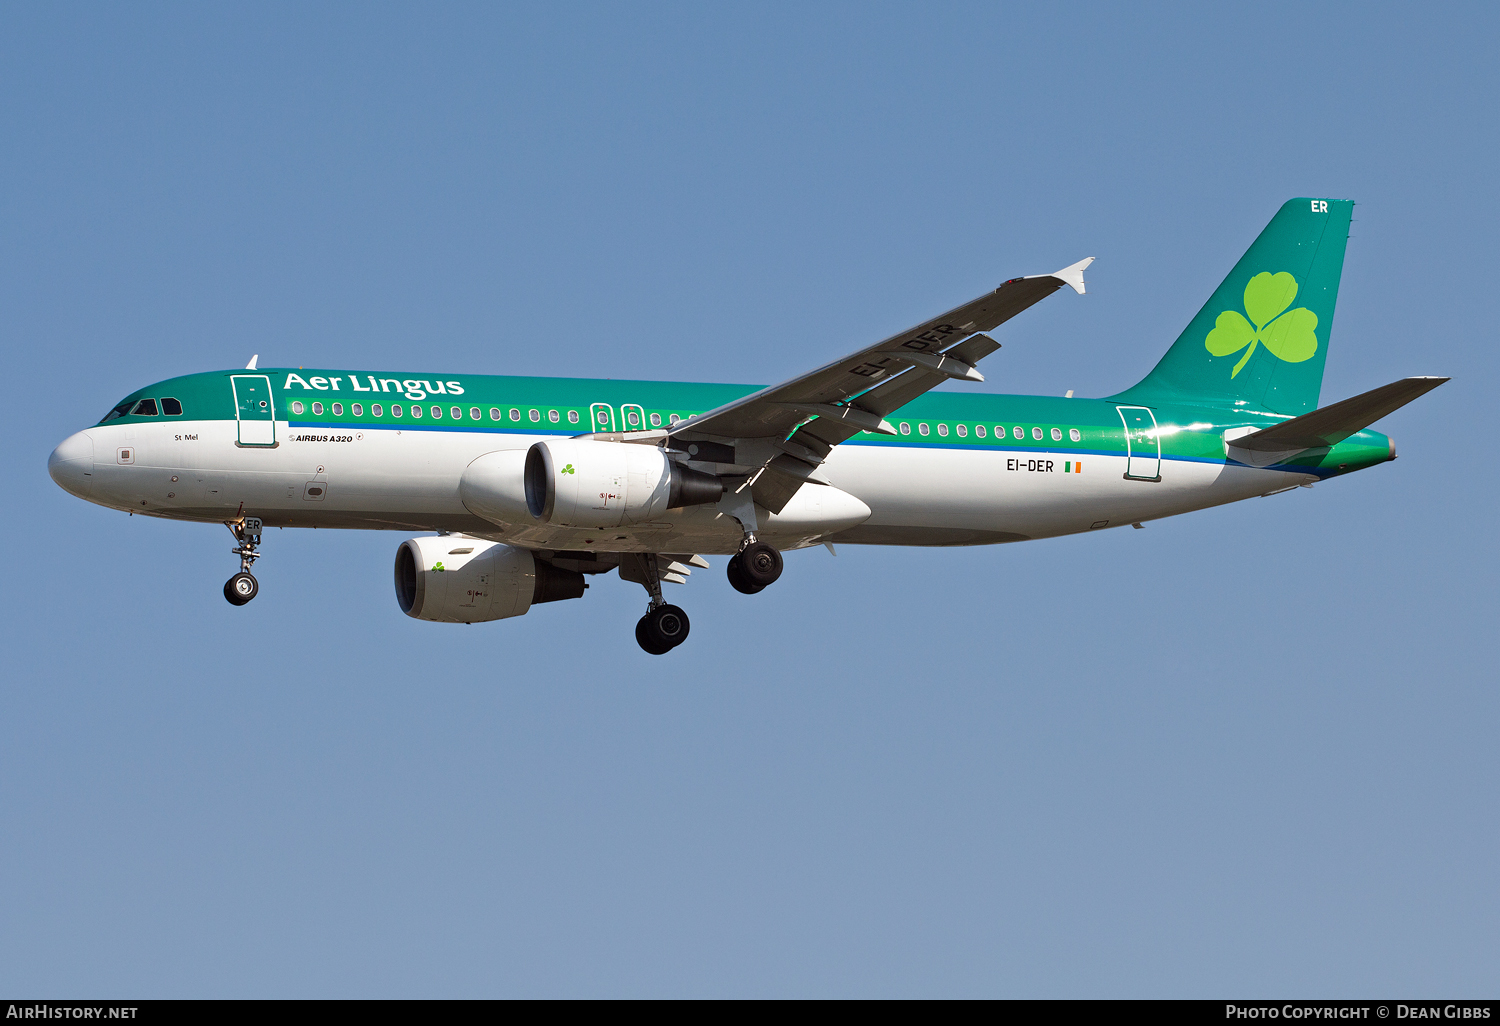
459, 449, 531, 526
523, 439, 723, 529
394, 536, 585, 623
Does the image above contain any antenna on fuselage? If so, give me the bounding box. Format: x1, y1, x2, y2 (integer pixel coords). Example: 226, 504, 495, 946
245, 354, 259, 370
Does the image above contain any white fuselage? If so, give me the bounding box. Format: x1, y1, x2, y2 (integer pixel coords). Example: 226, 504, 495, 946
54, 417, 1310, 553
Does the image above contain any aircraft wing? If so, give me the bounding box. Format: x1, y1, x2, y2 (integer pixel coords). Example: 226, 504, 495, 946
668, 257, 1092, 511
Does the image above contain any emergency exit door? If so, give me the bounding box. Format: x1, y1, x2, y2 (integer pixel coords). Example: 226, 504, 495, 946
589, 403, 615, 433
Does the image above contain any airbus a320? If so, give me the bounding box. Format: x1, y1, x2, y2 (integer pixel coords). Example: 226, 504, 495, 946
49, 199, 1445, 653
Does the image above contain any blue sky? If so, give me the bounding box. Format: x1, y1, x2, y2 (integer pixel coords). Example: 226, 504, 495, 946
2, 2, 1496, 997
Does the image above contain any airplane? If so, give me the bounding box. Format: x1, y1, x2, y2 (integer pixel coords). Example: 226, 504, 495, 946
48, 198, 1446, 654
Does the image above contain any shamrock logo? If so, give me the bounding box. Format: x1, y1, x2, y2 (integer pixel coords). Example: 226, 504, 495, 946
561, 463, 575, 475
432, 561, 446, 572
1205, 271, 1319, 378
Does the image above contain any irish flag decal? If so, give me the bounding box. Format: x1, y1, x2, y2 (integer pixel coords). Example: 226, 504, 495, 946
1065, 461, 1082, 473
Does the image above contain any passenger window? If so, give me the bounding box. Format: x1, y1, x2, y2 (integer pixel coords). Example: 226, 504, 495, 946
668, 413, 679, 425
1031, 427, 1042, 440
956, 424, 967, 437
1070, 428, 1081, 442
625, 410, 640, 427
430, 406, 441, 418
161, 398, 183, 416
312, 402, 324, 415
372, 403, 383, 416
391, 404, 402, 418
291, 401, 305, 415
470, 407, 481, 420
509, 408, 520, 421
937, 424, 949, 437
353, 403, 364, 416
899, 422, 910, 435
332, 403, 343, 416
918, 423, 930, 436
451, 406, 461, 420
549, 409, 560, 423
1051, 428, 1062, 441
568, 410, 580, 424
489, 408, 500, 421
976, 425, 986, 438
529, 409, 540, 422
1013, 426, 1024, 439
649, 413, 661, 427
132, 399, 159, 416
411, 405, 422, 418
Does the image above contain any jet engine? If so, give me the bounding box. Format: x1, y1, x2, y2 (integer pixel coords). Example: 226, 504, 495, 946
522, 439, 723, 529
394, 536, 585, 623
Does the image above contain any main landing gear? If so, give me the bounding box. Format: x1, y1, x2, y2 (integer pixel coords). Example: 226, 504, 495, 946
726, 539, 782, 595
223, 517, 263, 606
623, 536, 781, 653
636, 604, 690, 655
628, 553, 691, 655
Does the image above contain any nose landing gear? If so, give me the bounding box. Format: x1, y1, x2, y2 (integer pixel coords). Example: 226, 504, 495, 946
225, 572, 259, 605
223, 517, 263, 606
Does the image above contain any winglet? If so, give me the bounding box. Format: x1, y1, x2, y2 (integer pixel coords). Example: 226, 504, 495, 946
245, 355, 259, 370
1044, 257, 1094, 295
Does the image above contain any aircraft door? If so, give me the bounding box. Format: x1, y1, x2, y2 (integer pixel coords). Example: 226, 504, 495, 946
620, 404, 646, 432
1117, 406, 1160, 481
232, 375, 277, 447
589, 403, 615, 433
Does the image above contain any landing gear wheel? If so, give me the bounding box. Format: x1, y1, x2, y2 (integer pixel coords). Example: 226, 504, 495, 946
726, 554, 766, 595
636, 604, 689, 654
224, 572, 259, 606
645, 603, 690, 650
739, 542, 783, 588
635, 616, 672, 655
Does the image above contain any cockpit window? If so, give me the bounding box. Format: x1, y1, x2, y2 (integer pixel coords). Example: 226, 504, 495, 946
161, 398, 182, 416
132, 399, 160, 416
102, 400, 135, 423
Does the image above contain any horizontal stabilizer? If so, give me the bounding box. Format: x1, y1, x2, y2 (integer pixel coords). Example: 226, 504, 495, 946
1231, 376, 1448, 452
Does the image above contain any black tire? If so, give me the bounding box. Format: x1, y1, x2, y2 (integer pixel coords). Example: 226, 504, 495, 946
726, 554, 765, 595
739, 542, 783, 587
636, 615, 672, 655
646, 604, 690, 649
224, 572, 259, 606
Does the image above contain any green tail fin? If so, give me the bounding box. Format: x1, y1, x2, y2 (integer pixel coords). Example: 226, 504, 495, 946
1110, 198, 1353, 416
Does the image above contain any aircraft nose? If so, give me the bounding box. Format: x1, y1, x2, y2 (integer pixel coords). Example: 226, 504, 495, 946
48, 430, 95, 499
